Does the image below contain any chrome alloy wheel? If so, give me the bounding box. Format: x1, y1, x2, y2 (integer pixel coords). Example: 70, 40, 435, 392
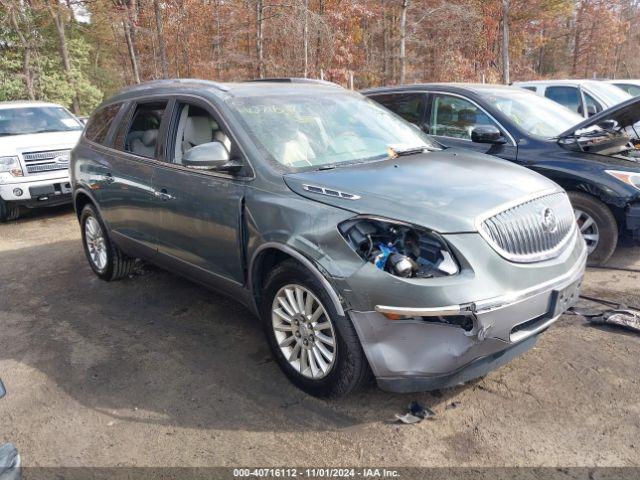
84, 216, 108, 271
575, 208, 600, 254
271, 284, 337, 379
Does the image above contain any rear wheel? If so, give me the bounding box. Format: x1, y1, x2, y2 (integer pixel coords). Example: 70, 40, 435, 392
568, 191, 618, 266
0, 199, 19, 223
80, 204, 136, 281
261, 259, 370, 398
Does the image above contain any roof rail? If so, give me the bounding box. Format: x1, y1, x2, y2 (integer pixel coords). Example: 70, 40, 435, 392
118, 78, 229, 94
244, 77, 341, 87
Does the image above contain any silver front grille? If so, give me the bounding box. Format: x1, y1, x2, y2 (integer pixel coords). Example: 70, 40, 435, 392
22, 149, 70, 174
479, 192, 576, 263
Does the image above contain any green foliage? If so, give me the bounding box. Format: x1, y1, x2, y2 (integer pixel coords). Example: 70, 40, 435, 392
0, 3, 102, 114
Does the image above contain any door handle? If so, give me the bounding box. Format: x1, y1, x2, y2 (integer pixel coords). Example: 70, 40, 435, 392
104, 172, 114, 184
154, 188, 174, 201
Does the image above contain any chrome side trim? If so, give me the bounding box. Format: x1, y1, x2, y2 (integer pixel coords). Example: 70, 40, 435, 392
375, 304, 467, 317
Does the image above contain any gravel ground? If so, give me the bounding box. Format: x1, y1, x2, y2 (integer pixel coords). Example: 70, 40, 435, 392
0, 205, 639, 468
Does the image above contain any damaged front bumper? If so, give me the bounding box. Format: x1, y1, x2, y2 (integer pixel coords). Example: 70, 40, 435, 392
348, 239, 587, 393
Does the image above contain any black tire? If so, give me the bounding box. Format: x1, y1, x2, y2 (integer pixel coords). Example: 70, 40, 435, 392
0, 199, 19, 222
80, 204, 136, 281
261, 259, 370, 398
568, 191, 618, 266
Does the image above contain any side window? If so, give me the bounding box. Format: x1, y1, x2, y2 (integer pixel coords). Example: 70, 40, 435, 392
123, 102, 167, 158
170, 103, 232, 165
84, 104, 121, 146
429, 94, 498, 140
369, 93, 426, 125
617, 84, 640, 96
544, 86, 581, 114
583, 92, 603, 116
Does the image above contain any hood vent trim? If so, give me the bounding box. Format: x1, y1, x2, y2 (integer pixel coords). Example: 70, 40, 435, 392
302, 184, 361, 200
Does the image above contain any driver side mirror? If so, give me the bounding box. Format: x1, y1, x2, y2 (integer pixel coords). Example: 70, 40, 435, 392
183, 141, 242, 173
471, 125, 506, 144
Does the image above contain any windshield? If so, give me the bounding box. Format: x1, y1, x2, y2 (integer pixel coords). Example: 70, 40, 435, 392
226, 92, 437, 169
584, 81, 632, 106
0, 106, 83, 136
480, 90, 583, 138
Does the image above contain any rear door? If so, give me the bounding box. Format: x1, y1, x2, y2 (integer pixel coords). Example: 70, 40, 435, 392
98, 99, 170, 256
150, 96, 249, 287
425, 92, 518, 161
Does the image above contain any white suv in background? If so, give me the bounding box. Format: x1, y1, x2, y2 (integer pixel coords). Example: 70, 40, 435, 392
0, 101, 83, 222
514, 79, 631, 117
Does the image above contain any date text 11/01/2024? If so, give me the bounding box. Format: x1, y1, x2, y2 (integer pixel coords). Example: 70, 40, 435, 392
233, 468, 401, 478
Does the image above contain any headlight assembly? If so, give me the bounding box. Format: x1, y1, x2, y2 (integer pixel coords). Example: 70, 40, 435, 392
606, 170, 640, 190
338, 216, 459, 278
0, 156, 23, 177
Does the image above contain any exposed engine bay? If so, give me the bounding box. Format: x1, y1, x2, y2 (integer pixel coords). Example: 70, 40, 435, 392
559, 101, 640, 162
561, 127, 640, 161
339, 218, 459, 278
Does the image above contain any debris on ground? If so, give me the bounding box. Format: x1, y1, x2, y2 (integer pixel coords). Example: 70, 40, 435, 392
570, 300, 640, 333
0, 443, 20, 480
394, 401, 436, 424
446, 401, 461, 410
587, 309, 640, 333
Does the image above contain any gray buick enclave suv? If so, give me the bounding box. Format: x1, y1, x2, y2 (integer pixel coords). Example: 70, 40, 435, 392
71, 79, 587, 397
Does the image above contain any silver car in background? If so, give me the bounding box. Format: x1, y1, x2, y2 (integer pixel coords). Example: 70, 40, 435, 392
514, 79, 631, 117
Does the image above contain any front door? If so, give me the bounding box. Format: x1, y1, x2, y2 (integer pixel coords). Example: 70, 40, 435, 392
427, 93, 518, 162
151, 98, 248, 286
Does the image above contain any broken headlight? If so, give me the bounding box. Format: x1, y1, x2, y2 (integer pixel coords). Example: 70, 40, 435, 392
339, 217, 459, 278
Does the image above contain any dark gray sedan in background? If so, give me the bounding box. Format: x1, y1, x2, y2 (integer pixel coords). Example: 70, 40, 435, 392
71, 79, 586, 397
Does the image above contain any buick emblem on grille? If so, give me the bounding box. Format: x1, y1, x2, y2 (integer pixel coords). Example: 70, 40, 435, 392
541, 207, 558, 233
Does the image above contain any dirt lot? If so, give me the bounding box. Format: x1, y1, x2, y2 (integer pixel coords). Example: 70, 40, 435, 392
1, 205, 639, 468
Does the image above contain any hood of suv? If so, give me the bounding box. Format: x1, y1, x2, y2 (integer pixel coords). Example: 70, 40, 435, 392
559, 96, 640, 138
284, 148, 559, 233
556, 97, 640, 158
0, 130, 82, 154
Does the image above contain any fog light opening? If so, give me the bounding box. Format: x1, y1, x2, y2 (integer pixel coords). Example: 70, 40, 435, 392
12, 188, 23, 197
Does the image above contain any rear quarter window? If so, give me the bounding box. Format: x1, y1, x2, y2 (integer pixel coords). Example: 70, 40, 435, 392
84, 104, 122, 146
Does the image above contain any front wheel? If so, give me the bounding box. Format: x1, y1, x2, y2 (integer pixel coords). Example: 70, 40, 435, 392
568, 191, 618, 266
80, 204, 136, 281
0, 199, 19, 223
261, 259, 370, 398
